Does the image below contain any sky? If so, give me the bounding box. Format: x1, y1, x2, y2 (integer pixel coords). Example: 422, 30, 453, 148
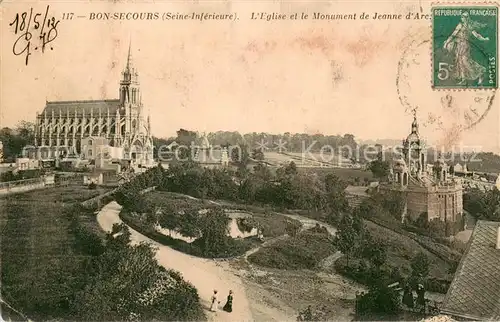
1, 0, 498, 152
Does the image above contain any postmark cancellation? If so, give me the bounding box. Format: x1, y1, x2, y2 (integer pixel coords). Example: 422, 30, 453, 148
432, 5, 498, 90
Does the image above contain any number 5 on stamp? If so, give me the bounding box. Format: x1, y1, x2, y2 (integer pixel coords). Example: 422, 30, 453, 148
432, 6, 498, 89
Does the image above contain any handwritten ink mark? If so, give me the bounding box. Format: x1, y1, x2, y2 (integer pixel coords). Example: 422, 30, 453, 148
9, 5, 60, 66
12, 31, 33, 65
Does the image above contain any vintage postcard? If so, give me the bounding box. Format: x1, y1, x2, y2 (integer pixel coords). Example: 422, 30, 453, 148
1, 1, 499, 322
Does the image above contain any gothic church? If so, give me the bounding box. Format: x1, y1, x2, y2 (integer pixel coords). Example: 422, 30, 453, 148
34, 43, 153, 166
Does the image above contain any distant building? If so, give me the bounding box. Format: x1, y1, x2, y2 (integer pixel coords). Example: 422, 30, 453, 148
33, 42, 154, 167
440, 220, 500, 320
15, 158, 39, 170
192, 134, 229, 169
379, 114, 463, 224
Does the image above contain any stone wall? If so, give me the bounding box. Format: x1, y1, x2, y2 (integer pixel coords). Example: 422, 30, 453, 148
380, 182, 464, 224
406, 189, 429, 221
81, 188, 117, 210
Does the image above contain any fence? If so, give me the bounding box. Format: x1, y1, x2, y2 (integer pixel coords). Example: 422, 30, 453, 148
0, 177, 46, 195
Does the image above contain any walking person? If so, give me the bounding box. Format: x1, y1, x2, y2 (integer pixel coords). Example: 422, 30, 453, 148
223, 290, 233, 313
210, 290, 220, 312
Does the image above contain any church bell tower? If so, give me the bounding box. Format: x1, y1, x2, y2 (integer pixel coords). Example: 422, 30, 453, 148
402, 111, 426, 178
119, 42, 142, 137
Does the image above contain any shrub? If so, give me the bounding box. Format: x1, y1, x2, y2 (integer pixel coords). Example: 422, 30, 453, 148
236, 217, 256, 233
355, 285, 400, 316
120, 210, 256, 259
297, 305, 329, 321
423, 277, 450, 294
70, 219, 105, 256
334, 257, 393, 287
88, 182, 97, 190
248, 230, 335, 269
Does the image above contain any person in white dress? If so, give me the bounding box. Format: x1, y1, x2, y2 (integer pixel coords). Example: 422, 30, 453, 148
210, 290, 220, 312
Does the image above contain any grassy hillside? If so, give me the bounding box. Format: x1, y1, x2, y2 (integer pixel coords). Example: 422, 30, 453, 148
248, 227, 336, 270
0, 186, 110, 319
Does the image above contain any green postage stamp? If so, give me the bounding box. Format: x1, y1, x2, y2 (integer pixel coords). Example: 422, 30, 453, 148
432, 6, 498, 89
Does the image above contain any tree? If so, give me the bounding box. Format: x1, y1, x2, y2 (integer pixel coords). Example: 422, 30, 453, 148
16, 121, 35, 145
231, 144, 250, 167
73, 224, 203, 321
177, 208, 202, 239
253, 163, 272, 181
197, 208, 231, 257
284, 161, 298, 176
324, 174, 348, 194
367, 159, 390, 179
175, 129, 198, 161
157, 207, 182, 236
238, 178, 256, 203
114, 189, 150, 214
334, 214, 358, 266
0, 122, 35, 161
324, 174, 349, 215
464, 188, 500, 222
251, 148, 264, 161
356, 284, 400, 316
410, 252, 430, 280
366, 241, 387, 267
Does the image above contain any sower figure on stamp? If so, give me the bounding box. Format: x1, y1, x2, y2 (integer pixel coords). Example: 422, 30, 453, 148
443, 12, 489, 85
223, 290, 233, 313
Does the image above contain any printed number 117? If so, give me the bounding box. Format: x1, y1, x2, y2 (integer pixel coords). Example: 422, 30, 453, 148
62, 13, 74, 20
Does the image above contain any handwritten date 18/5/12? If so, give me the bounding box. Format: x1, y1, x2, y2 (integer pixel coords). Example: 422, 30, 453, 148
9, 5, 60, 66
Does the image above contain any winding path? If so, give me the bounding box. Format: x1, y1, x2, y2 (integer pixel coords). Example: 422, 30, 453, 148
97, 201, 254, 322
97, 196, 346, 321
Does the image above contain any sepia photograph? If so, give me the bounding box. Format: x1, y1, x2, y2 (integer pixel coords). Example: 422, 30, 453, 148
0, 1, 499, 321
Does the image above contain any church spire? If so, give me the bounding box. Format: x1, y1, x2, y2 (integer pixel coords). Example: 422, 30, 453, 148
121, 39, 137, 85
120, 39, 140, 106
126, 40, 132, 73
411, 110, 419, 134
